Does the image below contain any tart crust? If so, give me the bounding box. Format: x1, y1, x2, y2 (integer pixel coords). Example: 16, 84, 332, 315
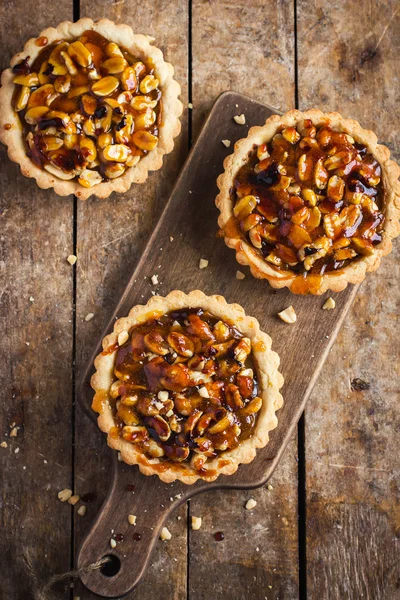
0, 18, 182, 200
216, 109, 400, 294
91, 290, 284, 484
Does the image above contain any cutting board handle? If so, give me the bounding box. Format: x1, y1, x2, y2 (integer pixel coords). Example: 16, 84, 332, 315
77, 455, 206, 597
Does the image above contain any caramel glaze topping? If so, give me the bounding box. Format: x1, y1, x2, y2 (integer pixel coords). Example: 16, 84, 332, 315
232, 122, 385, 291
108, 308, 262, 473
12, 30, 162, 187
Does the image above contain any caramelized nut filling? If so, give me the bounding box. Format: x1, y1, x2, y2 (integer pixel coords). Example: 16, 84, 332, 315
233, 122, 385, 283
12, 31, 161, 186
109, 308, 261, 472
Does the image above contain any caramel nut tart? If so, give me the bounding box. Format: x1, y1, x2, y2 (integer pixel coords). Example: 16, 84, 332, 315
216, 109, 400, 294
0, 18, 182, 199
91, 291, 283, 484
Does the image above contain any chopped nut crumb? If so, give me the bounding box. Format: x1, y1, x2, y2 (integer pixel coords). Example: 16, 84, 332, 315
221, 139, 231, 148
10, 427, 18, 438
158, 390, 169, 402
14, 447, 20, 454
322, 297, 336, 310
110, 538, 117, 548
169, 236, 174, 242
68, 494, 80, 505
198, 386, 210, 398
77, 505, 87, 516
67, 254, 77, 265
282, 517, 289, 525
85, 312, 94, 322
160, 526, 172, 541
278, 306, 297, 324
118, 331, 129, 346
191, 516, 202, 530
128, 514, 137, 525
267, 484, 274, 491
234, 114, 246, 125
199, 258, 209, 269
58, 488, 73, 502
188, 102, 193, 109
245, 498, 257, 510
151, 274, 159, 285
29, 296, 34, 302
0, 441, 8, 448
236, 270, 245, 280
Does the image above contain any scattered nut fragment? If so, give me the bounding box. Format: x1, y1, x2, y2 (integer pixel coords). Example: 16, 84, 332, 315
128, 514, 137, 525
322, 297, 336, 310
158, 390, 169, 402
110, 538, 117, 548
245, 498, 257, 510
85, 313, 94, 322
278, 306, 297, 324
160, 526, 172, 541
188, 103, 193, 109
221, 139, 231, 148
191, 516, 202, 530
77, 505, 87, 516
198, 386, 210, 398
267, 484, 274, 491
236, 270, 245, 280
151, 274, 159, 285
118, 331, 129, 346
29, 296, 34, 302
67, 254, 77, 265
10, 427, 18, 438
0, 441, 8, 448
68, 494, 80, 505
58, 488, 73, 502
199, 258, 209, 269
14, 447, 19, 454
234, 114, 246, 125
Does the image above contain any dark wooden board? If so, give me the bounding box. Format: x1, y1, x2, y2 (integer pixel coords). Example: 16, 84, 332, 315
189, 4, 299, 598
297, 1, 400, 598
73, 2, 190, 600
0, 5, 75, 599
76, 91, 358, 597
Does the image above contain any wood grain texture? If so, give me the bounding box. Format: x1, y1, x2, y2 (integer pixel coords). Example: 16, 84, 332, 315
0, 6, 74, 600
191, 0, 295, 137
297, 1, 400, 598
0, 1, 399, 598
73, 1, 189, 598
190, 2, 299, 598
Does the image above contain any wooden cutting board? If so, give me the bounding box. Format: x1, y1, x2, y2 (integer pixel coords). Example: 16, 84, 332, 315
77, 91, 358, 597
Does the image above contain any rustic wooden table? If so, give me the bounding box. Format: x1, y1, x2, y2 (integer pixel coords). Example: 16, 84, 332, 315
1, 2, 399, 599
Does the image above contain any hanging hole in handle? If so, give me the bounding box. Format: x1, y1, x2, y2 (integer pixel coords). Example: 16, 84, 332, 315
100, 554, 121, 577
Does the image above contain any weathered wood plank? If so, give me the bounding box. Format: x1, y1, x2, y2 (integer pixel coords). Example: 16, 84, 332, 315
297, 1, 400, 598
73, 2, 189, 598
189, 2, 299, 598
0, 7, 74, 600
